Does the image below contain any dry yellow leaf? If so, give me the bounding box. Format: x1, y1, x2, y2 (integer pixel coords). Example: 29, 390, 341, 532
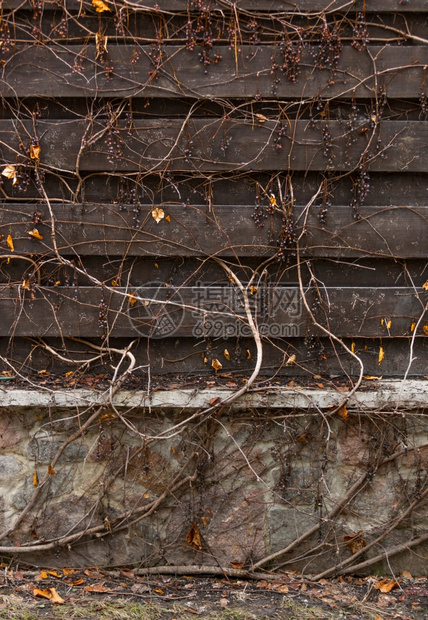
6, 235, 14, 252
401, 570, 412, 579
410, 322, 416, 333
249, 285, 257, 295
338, 404, 348, 421
378, 346, 385, 365
387, 319, 392, 329
32, 587, 65, 604
269, 193, 277, 207
212, 358, 222, 372
151, 207, 165, 223
111, 279, 119, 287
2, 164, 16, 181
40, 570, 48, 579
255, 113, 268, 123
128, 292, 137, 307
29, 143, 41, 161
165, 214, 171, 222
28, 228, 43, 240
422, 280, 428, 291
64, 371, 73, 377
22, 278, 31, 290
351, 341, 355, 353
286, 354, 296, 366
364, 375, 382, 380
48, 571, 62, 578
92, 0, 111, 12
423, 324, 428, 336
223, 348, 230, 361
33, 473, 38, 486
374, 578, 399, 593
48, 465, 55, 475
246, 348, 251, 360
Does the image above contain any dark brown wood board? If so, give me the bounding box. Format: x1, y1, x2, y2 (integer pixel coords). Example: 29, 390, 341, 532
0, 203, 427, 258
2, 45, 427, 99
0, 119, 426, 172
0, 285, 426, 338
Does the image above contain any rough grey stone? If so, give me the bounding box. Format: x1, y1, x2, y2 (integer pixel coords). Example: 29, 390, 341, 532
11, 471, 73, 512
28, 438, 87, 463
0, 455, 23, 477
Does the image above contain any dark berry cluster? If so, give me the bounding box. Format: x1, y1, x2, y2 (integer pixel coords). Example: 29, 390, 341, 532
352, 12, 369, 51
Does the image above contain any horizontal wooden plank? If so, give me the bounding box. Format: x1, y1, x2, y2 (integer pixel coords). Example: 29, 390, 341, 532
1, 204, 427, 259
2, 335, 427, 377
2, 1, 426, 14
0, 285, 426, 338
0, 119, 426, 173
2, 45, 427, 99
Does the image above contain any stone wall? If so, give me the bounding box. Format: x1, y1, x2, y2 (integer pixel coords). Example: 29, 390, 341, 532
0, 388, 427, 576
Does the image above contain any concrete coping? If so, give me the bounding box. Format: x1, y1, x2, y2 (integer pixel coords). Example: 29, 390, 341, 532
0, 379, 426, 412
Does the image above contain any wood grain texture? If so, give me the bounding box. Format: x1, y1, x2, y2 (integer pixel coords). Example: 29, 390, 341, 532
0, 285, 426, 338
2, 45, 426, 99
1, 204, 427, 258
0, 119, 426, 172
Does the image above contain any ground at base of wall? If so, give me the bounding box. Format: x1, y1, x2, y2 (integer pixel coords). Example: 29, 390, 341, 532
0, 570, 426, 620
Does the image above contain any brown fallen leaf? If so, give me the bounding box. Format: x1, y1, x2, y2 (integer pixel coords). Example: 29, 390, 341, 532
186, 523, 203, 549
374, 578, 399, 593
344, 531, 367, 554
337, 404, 348, 421
84, 583, 110, 593
209, 397, 221, 406
33, 587, 65, 604
286, 354, 296, 366
275, 584, 289, 593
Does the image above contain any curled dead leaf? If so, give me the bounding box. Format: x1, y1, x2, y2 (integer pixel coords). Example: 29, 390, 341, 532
246, 349, 251, 360
422, 280, 428, 291
423, 324, 428, 336
351, 341, 355, 353
186, 523, 203, 549
28, 228, 43, 240
92, 0, 111, 12
223, 348, 230, 361
212, 358, 222, 372
128, 292, 138, 307
6, 235, 14, 252
378, 346, 385, 365
410, 322, 416, 333
374, 578, 399, 593
344, 531, 367, 554
33, 473, 38, 486
337, 404, 348, 421
286, 354, 296, 366
2, 164, 17, 184
33, 588, 64, 604
151, 207, 165, 223
29, 142, 41, 161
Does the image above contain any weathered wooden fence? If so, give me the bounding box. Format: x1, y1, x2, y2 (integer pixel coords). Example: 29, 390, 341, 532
0, 0, 427, 379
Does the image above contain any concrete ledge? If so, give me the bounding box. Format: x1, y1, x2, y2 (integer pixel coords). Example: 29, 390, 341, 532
1, 379, 427, 411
